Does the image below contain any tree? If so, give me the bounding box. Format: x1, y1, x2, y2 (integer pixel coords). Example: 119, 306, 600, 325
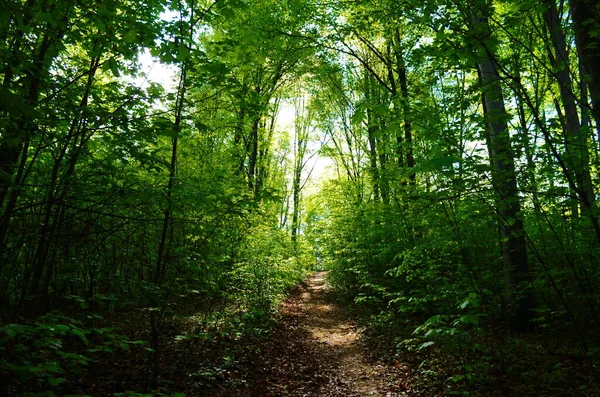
471, 2, 533, 331
291, 93, 312, 241
570, 0, 600, 128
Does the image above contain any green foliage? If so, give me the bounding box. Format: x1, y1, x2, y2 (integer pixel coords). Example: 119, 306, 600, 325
0, 313, 144, 393
228, 224, 310, 313
1, 0, 600, 393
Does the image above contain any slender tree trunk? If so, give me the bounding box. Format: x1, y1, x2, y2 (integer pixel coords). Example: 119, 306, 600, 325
367, 120, 381, 203
291, 95, 311, 241
569, 0, 600, 128
517, 92, 542, 214
0, 32, 54, 247
364, 71, 381, 202
26, 55, 100, 314
472, 9, 534, 332
235, 106, 247, 176
395, 47, 415, 182
378, 148, 390, 204
291, 105, 301, 241
543, 1, 595, 214
247, 114, 260, 195
156, 66, 186, 284
576, 45, 592, 138
257, 101, 279, 193
391, 34, 405, 171
0, 2, 68, 212
291, 173, 301, 242
0, 0, 41, 210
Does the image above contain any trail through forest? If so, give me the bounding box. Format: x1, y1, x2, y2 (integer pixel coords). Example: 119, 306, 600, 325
216, 272, 408, 396
4, 0, 600, 394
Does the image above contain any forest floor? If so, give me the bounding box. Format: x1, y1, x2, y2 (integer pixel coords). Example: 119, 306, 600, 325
4, 271, 597, 396
208, 272, 600, 397
211, 271, 410, 396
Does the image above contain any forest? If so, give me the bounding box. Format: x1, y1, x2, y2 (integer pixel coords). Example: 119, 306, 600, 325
1, 0, 599, 395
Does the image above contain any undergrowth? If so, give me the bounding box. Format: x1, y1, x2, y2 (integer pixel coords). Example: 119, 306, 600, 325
0, 227, 312, 396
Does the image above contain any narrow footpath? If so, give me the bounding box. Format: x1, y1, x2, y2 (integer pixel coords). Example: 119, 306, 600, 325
216, 271, 408, 396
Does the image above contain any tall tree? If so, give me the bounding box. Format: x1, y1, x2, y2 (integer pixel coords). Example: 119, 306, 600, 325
291, 93, 312, 241
471, 2, 534, 331
569, 0, 600, 128
543, 0, 595, 217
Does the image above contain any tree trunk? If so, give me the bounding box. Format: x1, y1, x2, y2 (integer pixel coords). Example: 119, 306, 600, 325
0, 2, 67, 212
364, 70, 381, 202
543, 1, 595, 213
394, 45, 415, 183
156, 65, 186, 284
367, 120, 381, 203
569, 0, 600, 128
291, 95, 310, 241
472, 9, 534, 332
247, 114, 260, 195
26, 55, 101, 314
0, 32, 54, 248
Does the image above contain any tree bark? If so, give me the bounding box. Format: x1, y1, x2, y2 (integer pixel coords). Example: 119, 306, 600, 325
543, 0, 595, 213
156, 65, 186, 285
363, 70, 381, 202
394, 42, 415, 183
247, 113, 260, 194
569, 0, 600, 128
472, 9, 534, 332
0, 1, 68, 212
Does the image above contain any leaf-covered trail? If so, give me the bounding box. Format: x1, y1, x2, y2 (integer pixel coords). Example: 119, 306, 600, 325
216, 271, 408, 396
294, 271, 380, 394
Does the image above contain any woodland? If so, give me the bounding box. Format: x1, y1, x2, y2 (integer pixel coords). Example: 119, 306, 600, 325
1, 0, 600, 395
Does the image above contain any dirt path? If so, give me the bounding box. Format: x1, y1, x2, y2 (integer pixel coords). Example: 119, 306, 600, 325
297, 271, 380, 395
218, 271, 407, 396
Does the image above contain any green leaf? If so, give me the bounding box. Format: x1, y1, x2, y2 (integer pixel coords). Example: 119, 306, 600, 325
95, 19, 106, 32
149, 47, 161, 57
124, 29, 137, 44
418, 341, 435, 350
48, 376, 65, 386
41, 361, 63, 373
72, 329, 89, 345
448, 374, 465, 383
177, 45, 190, 62
351, 107, 366, 125
108, 58, 120, 78
458, 314, 479, 326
